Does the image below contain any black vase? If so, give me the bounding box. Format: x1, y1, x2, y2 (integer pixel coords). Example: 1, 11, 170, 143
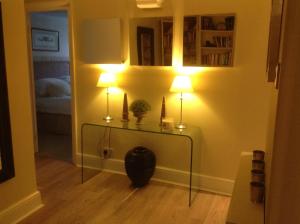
125, 146, 156, 187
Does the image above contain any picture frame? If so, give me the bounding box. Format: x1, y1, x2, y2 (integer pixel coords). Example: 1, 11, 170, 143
137, 26, 154, 65
31, 28, 59, 52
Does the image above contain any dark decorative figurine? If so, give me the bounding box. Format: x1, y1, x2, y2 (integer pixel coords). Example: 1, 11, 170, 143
122, 93, 129, 122
160, 96, 166, 125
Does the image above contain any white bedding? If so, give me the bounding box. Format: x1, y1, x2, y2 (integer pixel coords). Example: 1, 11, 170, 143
36, 96, 71, 115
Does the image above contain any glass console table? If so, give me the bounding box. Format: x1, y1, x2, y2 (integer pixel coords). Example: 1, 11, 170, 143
81, 120, 201, 206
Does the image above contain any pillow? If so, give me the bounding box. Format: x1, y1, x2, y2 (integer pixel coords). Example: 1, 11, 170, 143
35, 78, 71, 97
59, 76, 71, 83
47, 78, 71, 97
35, 79, 48, 97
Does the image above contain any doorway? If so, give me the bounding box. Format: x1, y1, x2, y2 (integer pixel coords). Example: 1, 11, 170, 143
28, 10, 74, 162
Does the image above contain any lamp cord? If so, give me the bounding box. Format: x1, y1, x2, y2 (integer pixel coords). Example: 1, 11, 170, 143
106, 87, 110, 117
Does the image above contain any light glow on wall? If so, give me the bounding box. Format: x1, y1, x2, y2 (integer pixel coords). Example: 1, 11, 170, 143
174, 66, 210, 75
97, 64, 127, 73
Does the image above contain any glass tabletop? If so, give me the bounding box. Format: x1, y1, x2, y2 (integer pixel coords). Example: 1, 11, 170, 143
81, 119, 200, 139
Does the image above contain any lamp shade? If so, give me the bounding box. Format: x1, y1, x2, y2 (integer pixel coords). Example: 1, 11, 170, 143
170, 75, 193, 93
96, 73, 117, 87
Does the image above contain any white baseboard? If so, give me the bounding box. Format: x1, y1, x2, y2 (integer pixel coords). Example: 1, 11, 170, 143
0, 191, 43, 224
77, 153, 234, 196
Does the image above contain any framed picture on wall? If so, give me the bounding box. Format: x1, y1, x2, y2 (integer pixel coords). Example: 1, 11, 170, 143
31, 28, 59, 52
137, 26, 154, 65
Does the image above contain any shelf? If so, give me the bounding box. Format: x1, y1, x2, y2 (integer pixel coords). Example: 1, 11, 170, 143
226, 153, 264, 224
200, 65, 232, 67
201, 47, 233, 50
201, 30, 234, 34
183, 14, 235, 67
200, 15, 235, 67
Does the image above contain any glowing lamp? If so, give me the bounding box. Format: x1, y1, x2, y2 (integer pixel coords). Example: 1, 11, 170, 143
97, 72, 117, 88
170, 75, 193, 129
97, 73, 117, 122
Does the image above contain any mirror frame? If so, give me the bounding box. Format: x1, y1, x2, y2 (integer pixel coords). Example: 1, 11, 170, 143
0, 2, 15, 183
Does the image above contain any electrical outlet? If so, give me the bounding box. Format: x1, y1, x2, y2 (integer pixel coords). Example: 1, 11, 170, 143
102, 147, 113, 159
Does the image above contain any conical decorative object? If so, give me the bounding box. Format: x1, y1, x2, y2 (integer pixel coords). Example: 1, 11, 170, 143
160, 96, 166, 125
122, 93, 129, 122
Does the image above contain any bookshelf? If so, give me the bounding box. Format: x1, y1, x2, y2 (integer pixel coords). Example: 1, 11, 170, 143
183, 14, 236, 67
161, 19, 173, 66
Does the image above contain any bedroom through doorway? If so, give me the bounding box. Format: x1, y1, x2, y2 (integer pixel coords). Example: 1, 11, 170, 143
29, 10, 73, 162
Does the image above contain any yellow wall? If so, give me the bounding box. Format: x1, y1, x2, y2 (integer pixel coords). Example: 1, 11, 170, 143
0, 0, 38, 212
74, 0, 273, 180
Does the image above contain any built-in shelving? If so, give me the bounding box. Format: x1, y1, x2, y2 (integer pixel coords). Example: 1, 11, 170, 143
183, 14, 236, 67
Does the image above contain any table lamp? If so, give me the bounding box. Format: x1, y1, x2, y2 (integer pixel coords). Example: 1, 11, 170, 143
97, 72, 117, 122
170, 75, 193, 129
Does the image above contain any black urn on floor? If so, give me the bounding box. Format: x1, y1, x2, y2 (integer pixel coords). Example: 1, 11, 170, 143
125, 146, 156, 188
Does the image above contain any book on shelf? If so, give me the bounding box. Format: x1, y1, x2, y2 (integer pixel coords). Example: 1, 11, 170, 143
201, 16, 235, 31
163, 35, 172, 49
201, 52, 232, 66
225, 16, 235, 30
201, 16, 214, 30
210, 36, 233, 48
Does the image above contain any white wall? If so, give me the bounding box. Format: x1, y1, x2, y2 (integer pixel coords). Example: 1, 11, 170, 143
30, 12, 69, 60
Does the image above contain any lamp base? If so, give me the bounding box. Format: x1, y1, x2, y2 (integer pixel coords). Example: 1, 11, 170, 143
103, 115, 113, 123
175, 122, 186, 129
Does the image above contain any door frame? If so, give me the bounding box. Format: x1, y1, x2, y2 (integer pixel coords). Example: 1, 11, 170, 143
25, 1, 77, 164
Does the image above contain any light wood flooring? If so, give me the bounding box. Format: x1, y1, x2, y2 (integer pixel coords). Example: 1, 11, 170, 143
20, 156, 231, 224
37, 132, 72, 161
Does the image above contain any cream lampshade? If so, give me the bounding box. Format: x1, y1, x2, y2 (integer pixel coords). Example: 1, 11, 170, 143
170, 75, 193, 129
97, 72, 117, 88
97, 73, 117, 122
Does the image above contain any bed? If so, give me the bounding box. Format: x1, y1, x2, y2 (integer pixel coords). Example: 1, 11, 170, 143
34, 60, 72, 135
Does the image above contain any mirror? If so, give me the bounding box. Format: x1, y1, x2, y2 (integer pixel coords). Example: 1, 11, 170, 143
183, 14, 235, 67
0, 2, 15, 183
130, 17, 173, 66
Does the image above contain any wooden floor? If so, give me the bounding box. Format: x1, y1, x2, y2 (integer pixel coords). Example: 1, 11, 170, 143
20, 156, 231, 224
37, 132, 72, 162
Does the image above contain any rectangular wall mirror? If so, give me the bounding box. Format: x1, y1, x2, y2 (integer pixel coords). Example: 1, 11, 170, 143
0, 2, 15, 183
183, 14, 235, 67
130, 17, 173, 66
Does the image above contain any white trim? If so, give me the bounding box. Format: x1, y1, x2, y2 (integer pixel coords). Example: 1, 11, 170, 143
0, 191, 43, 224
76, 153, 234, 196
